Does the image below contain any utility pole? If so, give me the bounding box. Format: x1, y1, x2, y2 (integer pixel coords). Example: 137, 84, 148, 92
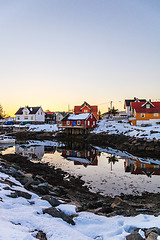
110, 101, 113, 110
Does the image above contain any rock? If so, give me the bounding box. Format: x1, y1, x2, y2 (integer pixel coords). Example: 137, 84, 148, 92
37, 183, 50, 195
42, 195, 61, 207
145, 228, 160, 237
126, 231, 143, 240
43, 207, 75, 225
111, 197, 122, 208
36, 230, 47, 240
7, 190, 32, 199
146, 232, 159, 240
94, 236, 103, 240
101, 205, 113, 214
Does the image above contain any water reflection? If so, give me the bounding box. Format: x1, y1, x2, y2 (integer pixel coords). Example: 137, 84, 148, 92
15, 144, 56, 160
61, 148, 98, 167
124, 159, 160, 177
1, 140, 160, 196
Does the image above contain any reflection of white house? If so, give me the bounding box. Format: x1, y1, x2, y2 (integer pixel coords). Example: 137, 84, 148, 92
15, 145, 44, 160
15, 106, 45, 123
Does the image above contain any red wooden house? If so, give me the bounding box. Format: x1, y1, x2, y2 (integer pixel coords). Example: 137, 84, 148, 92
60, 113, 97, 134
74, 101, 98, 119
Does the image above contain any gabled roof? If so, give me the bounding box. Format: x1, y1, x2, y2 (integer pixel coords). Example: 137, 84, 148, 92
62, 113, 97, 121
15, 107, 41, 115
56, 112, 69, 117
74, 105, 98, 113
124, 98, 146, 107
131, 102, 160, 113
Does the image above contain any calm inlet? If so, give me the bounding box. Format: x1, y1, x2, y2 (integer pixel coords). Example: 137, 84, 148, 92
1, 140, 160, 197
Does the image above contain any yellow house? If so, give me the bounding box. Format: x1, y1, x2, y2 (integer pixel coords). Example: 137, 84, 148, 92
129, 101, 160, 126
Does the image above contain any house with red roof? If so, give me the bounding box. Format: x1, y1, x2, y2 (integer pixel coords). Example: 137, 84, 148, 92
129, 100, 160, 125
74, 101, 98, 119
124, 97, 146, 116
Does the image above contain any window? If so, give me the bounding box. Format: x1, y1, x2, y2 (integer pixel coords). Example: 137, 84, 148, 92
24, 111, 28, 115
24, 116, 28, 120
31, 116, 34, 120
77, 121, 81, 125
154, 113, 159, 117
67, 151, 69, 155
146, 104, 150, 109
88, 121, 90, 126
141, 113, 145, 118
67, 121, 70, 125
93, 121, 95, 125
141, 164, 145, 168
84, 110, 88, 113
17, 117, 20, 120
154, 165, 159, 169
77, 152, 81, 157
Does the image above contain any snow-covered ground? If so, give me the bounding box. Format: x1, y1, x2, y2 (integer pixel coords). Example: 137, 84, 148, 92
1, 171, 160, 240
27, 124, 58, 132
93, 119, 160, 140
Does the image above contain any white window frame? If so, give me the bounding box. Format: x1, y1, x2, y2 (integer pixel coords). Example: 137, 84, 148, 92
146, 104, 150, 109
141, 113, 145, 118
88, 121, 90, 126
154, 113, 159, 117
67, 121, 70, 125
77, 120, 81, 125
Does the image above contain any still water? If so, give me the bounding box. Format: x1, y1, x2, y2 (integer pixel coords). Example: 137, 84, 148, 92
1, 140, 160, 197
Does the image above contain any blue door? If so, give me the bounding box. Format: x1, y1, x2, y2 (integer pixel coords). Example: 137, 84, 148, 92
73, 121, 76, 126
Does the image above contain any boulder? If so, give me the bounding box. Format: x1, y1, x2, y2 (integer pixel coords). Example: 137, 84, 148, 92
111, 197, 122, 208
7, 190, 32, 199
126, 231, 143, 240
146, 232, 159, 240
43, 207, 75, 225
36, 230, 47, 240
42, 195, 61, 207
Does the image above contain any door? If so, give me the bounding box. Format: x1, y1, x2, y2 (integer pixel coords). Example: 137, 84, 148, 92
73, 121, 76, 126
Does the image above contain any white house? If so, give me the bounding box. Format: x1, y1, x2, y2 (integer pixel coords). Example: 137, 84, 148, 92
55, 112, 69, 124
15, 106, 45, 123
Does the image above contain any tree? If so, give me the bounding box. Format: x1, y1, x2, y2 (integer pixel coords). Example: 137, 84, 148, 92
0, 104, 3, 119
98, 110, 102, 120
107, 154, 119, 171
107, 106, 118, 117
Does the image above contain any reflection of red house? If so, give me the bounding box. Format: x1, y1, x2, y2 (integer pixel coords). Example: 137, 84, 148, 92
74, 101, 98, 119
62, 149, 98, 167
124, 159, 160, 177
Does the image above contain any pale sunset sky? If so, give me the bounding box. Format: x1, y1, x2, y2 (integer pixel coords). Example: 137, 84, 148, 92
0, 0, 160, 116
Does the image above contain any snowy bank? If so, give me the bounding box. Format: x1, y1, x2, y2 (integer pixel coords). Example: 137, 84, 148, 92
28, 124, 58, 132
93, 119, 160, 140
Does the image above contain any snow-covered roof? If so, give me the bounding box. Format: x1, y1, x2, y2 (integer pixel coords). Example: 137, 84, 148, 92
67, 113, 90, 120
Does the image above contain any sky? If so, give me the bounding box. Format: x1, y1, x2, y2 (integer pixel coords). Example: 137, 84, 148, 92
0, 0, 160, 116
